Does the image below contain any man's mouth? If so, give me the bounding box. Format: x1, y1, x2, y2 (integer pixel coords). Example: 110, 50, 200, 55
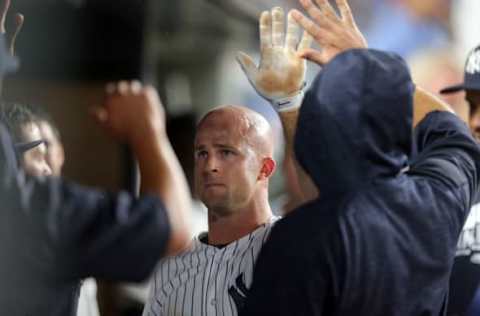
473, 131, 480, 142
205, 183, 225, 188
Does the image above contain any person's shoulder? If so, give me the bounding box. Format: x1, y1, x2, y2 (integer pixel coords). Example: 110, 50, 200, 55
155, 236, 204, 267
266, 200, 341, 255
254, 201, 344, 282
413, 111, 479, 162
261, 215, 281, 231
229, 217, 281, 251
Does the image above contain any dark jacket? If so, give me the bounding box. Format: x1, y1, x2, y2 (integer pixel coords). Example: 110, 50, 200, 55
0, 124, 171, 315
241, 49, 480, 316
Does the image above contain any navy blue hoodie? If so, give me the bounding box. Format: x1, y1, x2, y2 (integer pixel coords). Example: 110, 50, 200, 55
240, 49, 480, 316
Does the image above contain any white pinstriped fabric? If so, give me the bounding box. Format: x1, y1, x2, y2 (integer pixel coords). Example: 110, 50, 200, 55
456, 203, 480, 262
143, 217, 279, 316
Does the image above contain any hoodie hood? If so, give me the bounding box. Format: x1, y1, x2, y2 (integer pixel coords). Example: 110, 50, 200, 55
295, 49, 415, 197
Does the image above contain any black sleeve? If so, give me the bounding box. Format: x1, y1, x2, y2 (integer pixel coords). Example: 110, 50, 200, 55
240, 206, 340, 316
0, 124, 171, 282
240, 231, 327, 316
410, 111, 480, 211
448, 256, 480, 316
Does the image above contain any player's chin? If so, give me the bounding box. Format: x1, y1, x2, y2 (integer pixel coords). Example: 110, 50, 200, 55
201, 194, 229, 210
202, 184, 227, 196
474, 132, 480, 141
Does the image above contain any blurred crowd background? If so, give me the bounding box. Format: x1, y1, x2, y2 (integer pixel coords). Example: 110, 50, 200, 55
2, 0, 478, 315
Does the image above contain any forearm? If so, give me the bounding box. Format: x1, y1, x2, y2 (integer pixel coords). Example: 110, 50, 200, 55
279, 109, 299, 151
132, 127, 191, 255
413, 86, 454, 128
278, 108, 318, 210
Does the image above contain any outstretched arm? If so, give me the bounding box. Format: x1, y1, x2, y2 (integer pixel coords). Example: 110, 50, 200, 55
0, 83, 192, 281
413, 87, 453, 127
237, 7, 317, 211
237, 7, 311, 111
92, 81, 192, 256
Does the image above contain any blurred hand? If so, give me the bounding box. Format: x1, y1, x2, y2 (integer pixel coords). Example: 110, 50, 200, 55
92, 81, 166, 144
237, 7, 312, 112
0, 0, 24, 56
292, 0, 367, 66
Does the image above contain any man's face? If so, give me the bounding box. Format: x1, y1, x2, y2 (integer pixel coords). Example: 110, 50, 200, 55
19, 122, 52, 177
404, 0, 451, 19
194, 112, 263, 215
466, 90, 480, 141
38, 121, 64, 176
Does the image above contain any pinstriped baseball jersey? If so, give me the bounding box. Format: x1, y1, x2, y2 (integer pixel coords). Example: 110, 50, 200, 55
143, 216, 279, 316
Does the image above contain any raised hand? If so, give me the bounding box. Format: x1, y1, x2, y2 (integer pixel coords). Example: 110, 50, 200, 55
92, 81, 166, 144
237, 7, 312, 112
0, 0, 24, 56
292, 0, 367, 66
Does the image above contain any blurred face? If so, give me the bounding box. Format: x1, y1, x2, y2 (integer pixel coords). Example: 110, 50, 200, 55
19, 123, 52, 177
38, 121, 64, 176
403, 0, 450, 19
194, 111, 264, 215
467, 90, 480, 142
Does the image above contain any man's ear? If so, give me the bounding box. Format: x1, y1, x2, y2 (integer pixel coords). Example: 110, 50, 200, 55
259, 157, 276, 180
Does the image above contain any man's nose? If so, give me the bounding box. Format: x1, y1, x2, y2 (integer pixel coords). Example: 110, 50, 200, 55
205, 155, 219, 173
42, 163, 53, 177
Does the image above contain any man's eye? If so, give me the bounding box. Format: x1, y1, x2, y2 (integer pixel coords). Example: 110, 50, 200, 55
196, 151, 208, 159
221, 150, 234, 157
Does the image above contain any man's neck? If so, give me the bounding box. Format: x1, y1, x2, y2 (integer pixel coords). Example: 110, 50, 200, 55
207, 198, 272, 246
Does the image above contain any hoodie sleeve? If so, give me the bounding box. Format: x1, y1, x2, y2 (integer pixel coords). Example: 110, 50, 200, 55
410, 111, 480, 210
0, 124, 171, 282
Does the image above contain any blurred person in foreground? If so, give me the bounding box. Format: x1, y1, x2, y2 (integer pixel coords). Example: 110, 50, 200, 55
33, 105, 100, 316
0, 79, 192, 316
440, 44, 480, 316
1, 1, 102, 314
0, 102, 52, 176
0, 2, 192, 314
28, 105, 65, 176
0, 2, 193, 315
240, 0, 480, 315
1, 102, 101, 316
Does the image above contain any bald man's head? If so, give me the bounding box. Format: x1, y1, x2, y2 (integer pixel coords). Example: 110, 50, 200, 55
196, 105, 274, 157
194, 105, 276, 214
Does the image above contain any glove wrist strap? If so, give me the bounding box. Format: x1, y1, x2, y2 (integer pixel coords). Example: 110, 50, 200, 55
270, 90, 305, 112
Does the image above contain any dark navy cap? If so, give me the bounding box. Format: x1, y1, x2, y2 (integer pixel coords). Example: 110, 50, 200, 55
440, 45, 480, 94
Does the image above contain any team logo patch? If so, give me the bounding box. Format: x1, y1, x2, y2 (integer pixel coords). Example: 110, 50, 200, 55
457, 204, 480, 264
466, 49, 480, 75
228, 273, 249, 312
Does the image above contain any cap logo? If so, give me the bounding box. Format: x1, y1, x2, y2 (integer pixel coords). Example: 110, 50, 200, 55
466, 50, 480, 75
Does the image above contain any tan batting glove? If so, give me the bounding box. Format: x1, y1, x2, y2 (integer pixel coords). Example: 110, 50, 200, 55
237, 7, 312, 112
